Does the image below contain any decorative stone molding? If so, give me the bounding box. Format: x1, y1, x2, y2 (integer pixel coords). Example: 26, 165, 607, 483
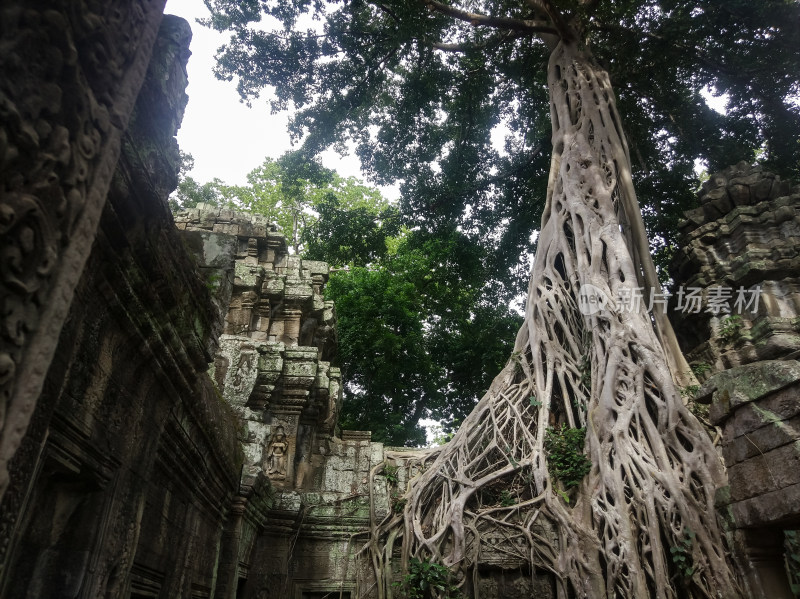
178, 207, 343, 496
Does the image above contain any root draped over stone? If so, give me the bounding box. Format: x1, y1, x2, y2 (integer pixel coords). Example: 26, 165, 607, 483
357, 39, 742, 599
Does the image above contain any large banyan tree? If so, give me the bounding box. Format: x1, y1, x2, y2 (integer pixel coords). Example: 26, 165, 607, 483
204, 0, 800, 596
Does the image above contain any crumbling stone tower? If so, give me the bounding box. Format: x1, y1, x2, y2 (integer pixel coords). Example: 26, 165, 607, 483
670, 161, 800, 598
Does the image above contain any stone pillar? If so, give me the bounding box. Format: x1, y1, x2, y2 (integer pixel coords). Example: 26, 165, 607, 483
245, 237, 259, 265
0, 0, 168, 502
281, 308, 303, 346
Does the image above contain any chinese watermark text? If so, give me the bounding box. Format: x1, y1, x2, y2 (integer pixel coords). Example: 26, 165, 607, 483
578, 284, 761, 316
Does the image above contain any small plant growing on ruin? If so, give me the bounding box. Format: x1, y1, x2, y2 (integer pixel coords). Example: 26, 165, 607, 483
391, 493, 407, 514
680, 384, 701, 399
718, 315, 743, 342
499, 490, 516, 507
395, 557, 461, 599
544, 425, 591, 490
383, 463, 399, 485
690, 362, 712, 379
670, 528, 696, 579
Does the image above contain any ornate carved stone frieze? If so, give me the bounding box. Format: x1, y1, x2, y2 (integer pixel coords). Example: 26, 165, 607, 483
0, 0, 169, 503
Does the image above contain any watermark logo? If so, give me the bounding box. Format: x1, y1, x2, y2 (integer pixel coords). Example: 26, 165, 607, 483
576, 284, 762, 315
578, 283, 610, 315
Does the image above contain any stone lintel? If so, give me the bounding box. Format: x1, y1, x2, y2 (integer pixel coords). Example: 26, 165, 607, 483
341, 431, 372, 443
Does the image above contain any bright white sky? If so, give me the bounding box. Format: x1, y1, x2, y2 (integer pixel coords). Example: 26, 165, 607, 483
164, 1, 384, 191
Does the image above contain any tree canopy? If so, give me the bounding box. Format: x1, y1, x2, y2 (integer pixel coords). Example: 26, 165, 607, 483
172, 150, 395, 253
331, 230, 521, 446
204, 0, 799, 283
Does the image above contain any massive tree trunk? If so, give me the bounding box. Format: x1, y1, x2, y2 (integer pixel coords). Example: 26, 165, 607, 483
361, 37, 742, 599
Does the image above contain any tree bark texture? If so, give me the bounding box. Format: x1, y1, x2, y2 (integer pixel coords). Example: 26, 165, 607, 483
361, 39, 742, 599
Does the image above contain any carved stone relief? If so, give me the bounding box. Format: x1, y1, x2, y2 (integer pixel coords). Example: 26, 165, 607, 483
0, 0, 167, 503
265, 425, 289, 479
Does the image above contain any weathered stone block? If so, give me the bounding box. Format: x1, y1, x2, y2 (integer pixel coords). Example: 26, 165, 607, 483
706, 361, 800, 425
723, 414, 800, 465
476, 569, 555, 598
262, 275, 285, 296
301, 260, 330, 276
727, 442, 800, 502
284, 282, 314, 302
730, 481, 800, 528
234, 261, 265, 288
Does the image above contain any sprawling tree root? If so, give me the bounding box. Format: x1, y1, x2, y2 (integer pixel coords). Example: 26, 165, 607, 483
358, 40, 742, 599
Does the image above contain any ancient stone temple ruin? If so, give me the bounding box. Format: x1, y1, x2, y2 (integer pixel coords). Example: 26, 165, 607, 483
0, 6, 386, 598
669, 162, 800, 598
174, 206, 391, 598
1, 2, 799, 598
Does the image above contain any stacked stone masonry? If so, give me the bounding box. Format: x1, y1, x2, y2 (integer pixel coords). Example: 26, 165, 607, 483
670, 161, 800, 370
175, 205, 391, 598
670, 162, 800, 599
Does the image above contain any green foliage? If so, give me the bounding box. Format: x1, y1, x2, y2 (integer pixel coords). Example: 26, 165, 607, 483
680, 384, 701, 399
391, 493, 407, 514
690, 362, 712, 379
331, 265, 434, 446
301, 192, 401, 267
330, 229, 520, 446
499, 490, 516, 507
544, 425, 592, 491
529, 395, 542, 408
395, 557, 461, 599
204, 271, 222, 293
383, 463, 399, 485
670, 528, 696, 579
718, 315, 743, 342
